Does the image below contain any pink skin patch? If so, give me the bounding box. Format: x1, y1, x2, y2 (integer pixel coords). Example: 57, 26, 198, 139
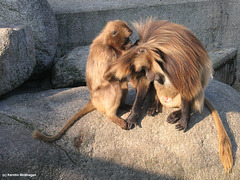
163, 96, 171, 103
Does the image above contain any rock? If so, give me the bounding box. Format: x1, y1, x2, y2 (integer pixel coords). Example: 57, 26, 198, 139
0, 119, 85, 179
0, 23, 35, 96
209, 48, 237, 86
51, 46, 89, 88
0, 0, 58, 78
0, 79, 239, 179
51, 46, 238, 89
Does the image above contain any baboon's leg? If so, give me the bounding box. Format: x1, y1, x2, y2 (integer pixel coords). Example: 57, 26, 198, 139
126, 77, 151, 129
167, 97, 191, 132
92, 82, 128, 129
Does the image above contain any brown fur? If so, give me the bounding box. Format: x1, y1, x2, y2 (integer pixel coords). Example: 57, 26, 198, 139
105, 18, 233, 174
32, 20, 133, 142
154, 82, 181, 108
153, 84, 233, 174
107, 19, 211, 105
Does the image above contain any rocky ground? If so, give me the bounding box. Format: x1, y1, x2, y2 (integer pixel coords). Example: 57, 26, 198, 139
1, 0, 240, 179
0, 79, 239, 179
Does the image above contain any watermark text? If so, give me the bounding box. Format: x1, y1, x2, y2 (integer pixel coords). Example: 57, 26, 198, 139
2, 173, 36, 178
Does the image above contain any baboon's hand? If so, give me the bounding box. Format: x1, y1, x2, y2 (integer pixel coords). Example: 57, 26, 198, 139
167, 110, 181, 124
126, 113, 138, 129
120, 121, 129, 130
167, 110, 188, 132
175, 117, 188, 132
126, 119, 137, 129
147, 100, 161, 116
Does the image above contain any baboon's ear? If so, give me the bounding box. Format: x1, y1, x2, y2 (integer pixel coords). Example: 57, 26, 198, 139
137, 47, 147, 54
112, 30, 118, 36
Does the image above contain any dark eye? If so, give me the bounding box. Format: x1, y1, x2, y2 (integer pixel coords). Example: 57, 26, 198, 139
138, 48, 147, 54
112, 30, 117, 36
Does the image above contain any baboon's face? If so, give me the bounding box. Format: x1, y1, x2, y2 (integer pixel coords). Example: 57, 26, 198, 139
107, 21, 133, 51
128, 46, 164, 77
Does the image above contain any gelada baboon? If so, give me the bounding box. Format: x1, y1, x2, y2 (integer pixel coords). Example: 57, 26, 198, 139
105, 18, 233, 174
32, 20, 133, 142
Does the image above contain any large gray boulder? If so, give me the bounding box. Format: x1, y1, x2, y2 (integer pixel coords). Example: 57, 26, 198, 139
51, 46, 89, 88
51, 46, 239, 89
0, 23, 35, 96
0, 79, 239, 179
0, 0, 58, 78
208, 48, 237, 86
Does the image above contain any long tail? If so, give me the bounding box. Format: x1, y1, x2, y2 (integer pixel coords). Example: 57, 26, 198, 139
204, 97, 233, 174
32, 101, 95, 142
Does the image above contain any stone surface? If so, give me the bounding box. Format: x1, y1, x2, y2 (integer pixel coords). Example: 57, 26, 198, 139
0, 79, 239, 179
209, 48, 237, 86
51, 46, 89, 88
53, 0, 223, 57
0, 121, 85, 179
48, 0, 230, 54
0, 23, 35, 96
51, 46, 238, 88
0, 0, 58, 77
47, 0, 240, 92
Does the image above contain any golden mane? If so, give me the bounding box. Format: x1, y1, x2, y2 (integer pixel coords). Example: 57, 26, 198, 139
133, 19, 212, 100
